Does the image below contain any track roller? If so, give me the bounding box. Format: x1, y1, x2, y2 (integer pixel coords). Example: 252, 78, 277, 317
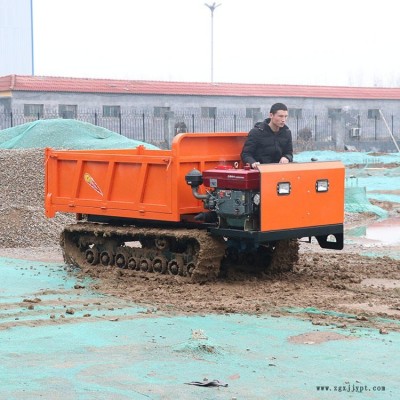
168, 258, 183, 276
85, 247, 99, 265
140, 258, 152, 272
115, 251, 129, 269
154, 237, 169, 250
127, 256, 139, 270
100, 250, 113, 266
186, 262, 196, 277
152, 256, 167, 274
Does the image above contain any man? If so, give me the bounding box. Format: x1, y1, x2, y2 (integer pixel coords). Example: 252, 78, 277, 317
241, 103, 293, 169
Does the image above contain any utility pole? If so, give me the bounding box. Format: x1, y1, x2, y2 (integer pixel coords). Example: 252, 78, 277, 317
205, 2, 221, 83
30, 0, 34, 75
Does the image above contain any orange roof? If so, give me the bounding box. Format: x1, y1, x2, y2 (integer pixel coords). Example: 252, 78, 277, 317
1, 74, 400, 100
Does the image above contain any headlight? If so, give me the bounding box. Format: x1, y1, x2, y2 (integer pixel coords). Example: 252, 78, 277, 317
316, 179, 329, 192
253, 193, 260, 205
277, 182, 291, 195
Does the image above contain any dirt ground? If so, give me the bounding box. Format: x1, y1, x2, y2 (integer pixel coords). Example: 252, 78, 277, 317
1, 201, 399, 334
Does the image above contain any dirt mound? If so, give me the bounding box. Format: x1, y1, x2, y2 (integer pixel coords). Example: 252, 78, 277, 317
71, 248, 400, 331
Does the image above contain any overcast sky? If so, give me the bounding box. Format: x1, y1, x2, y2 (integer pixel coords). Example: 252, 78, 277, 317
32, 0, 400, 87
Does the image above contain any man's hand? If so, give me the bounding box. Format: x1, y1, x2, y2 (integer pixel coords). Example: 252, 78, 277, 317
251, 162, 260, 169
279, 157, 289, 164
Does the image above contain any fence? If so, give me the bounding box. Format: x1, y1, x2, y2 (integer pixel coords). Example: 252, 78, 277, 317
1, 109, 399, 151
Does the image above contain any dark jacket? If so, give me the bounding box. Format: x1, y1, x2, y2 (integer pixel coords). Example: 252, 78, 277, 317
241, 118, 293, 165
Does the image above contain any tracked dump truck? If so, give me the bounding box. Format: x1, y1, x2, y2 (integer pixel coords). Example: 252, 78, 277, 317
45, 132, 345, 281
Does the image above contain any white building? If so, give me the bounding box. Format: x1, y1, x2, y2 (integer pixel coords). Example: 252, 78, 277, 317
0, 0, 34, 76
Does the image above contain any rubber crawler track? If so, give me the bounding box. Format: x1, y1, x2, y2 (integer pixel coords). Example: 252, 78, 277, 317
60, 223, 300, 282
60, 223, 227, 282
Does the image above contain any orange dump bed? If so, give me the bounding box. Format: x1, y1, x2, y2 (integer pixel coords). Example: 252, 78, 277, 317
45, 132, 248, 221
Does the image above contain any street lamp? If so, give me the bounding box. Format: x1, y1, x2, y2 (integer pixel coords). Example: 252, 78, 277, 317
205, 2, 221, 83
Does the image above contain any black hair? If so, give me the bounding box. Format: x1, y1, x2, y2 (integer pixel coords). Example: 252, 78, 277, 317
270, 103, 288, 114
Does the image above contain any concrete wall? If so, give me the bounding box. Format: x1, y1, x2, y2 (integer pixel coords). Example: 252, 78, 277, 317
7, 91, 400, 118
3, 90, 400, 152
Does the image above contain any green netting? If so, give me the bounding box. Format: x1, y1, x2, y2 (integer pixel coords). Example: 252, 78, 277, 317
295, 150, 400, 165
283, 306, 400, 324
295, 150, 400, 216
345, 186, 388, 218
0, 119, 159, 150
1, 257, 399, 400
382, 166, 400, 176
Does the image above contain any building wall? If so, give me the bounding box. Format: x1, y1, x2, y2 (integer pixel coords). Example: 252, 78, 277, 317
6, 90, 400, 118
2, 90, 400, 152
0, 0, 33, 75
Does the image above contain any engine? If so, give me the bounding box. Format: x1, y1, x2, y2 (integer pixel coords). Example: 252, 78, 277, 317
185, 165, 261, 230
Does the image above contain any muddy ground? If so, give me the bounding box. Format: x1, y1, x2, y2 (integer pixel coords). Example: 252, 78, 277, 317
1, 201, 399, 333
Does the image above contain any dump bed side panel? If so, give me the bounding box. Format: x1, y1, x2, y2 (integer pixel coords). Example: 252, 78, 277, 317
45, 133, 248, 221
258, 161, 345, 232
45, 147, 176, 220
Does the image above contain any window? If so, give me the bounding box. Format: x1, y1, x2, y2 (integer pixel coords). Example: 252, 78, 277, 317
368, 109, 380, 119
328, 108, 341, 118
59, 104, 77, 119
154, 106, 171, 117
103, 105, 120, 117
289, 108, 302, 118
246, 108, 261, 118
201, 107, 217, 118
24, 104, 44, 117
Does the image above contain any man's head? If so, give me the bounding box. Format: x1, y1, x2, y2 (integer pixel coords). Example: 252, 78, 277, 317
270, 102, 288, 115
269, 103, 288, 130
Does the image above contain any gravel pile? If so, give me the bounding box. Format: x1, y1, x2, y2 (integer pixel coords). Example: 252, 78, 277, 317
0, 149, 74, 248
